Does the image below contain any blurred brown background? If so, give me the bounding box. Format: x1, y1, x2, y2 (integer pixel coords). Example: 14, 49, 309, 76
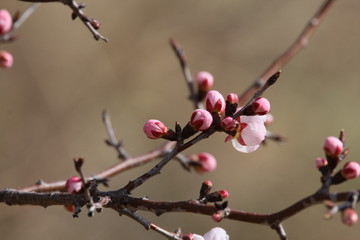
1, 0, 360, 239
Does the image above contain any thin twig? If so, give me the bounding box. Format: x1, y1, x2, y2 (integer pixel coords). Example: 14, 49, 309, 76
16, 142, 174, 192
73, 158, 96, 216
122, 143, 181, 193
238, 0, 337, 105
234, 71, 280, 119
102, 110, 130, 160
119, 209, 182, 240
272, 224, 288, 240
121, 70, 278, 192
19, 0, 109, 42
170, 38, 201, 110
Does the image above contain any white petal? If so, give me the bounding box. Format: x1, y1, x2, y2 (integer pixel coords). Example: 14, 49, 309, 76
240, 116, 267, 146
231, 139, 259, 153
240, 115, 266, 124
203, 227, 229, 240
193, 234, 205, 240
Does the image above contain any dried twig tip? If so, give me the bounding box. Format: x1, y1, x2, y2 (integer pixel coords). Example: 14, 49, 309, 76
267, 70, 281, 86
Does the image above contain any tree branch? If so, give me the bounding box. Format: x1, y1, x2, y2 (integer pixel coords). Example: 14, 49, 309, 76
238, 0, 337, 105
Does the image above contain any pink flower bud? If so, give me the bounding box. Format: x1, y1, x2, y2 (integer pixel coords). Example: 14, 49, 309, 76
0, 9, 12, 35
211, 212, 222, 222
341, 161, 360, 179
195, 71, 214, 91
200, 180, 213, 197
342, 208, 358, 226
252, 97, 270, 115
315, 157, 328, 169
323, 136, 343, 157
0, 50, 13, 68
219, 190, 229, 199
203, 180, 213, 187
190, 109, 213, 131
221, 117, 237, 131
65, 176, 82, 194
143, 119, 168, 139
191, 152, 217, 173
64, 205, 75, 213
205, 90, 225, 114
226, 93, 239, 104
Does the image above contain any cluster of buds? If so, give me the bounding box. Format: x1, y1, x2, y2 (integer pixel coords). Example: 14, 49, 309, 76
182, 227, 229, 240
198, 180, 229, 203
64, 176, 83, 213
316, 135, 360, 226
315, 135, 360, 185
197, 180, 230, 222
324, 200, 359, 227
222, 94, 270, 153
143, 71, 272, 154
0, 9, 13, 68
198, 180, 230, 222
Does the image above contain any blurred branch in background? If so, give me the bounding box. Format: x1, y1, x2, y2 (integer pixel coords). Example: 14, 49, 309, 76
18, 0, 108, 41
2, 0, 360, 240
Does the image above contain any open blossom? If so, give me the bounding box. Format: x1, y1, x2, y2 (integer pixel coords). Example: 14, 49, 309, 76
195, 71, 214, 91
0, 9, 12, 35
190, 109, 213, 131
205, 90, 225, 114
192, 227, 229, 240
143, 119, 168, 139
226, 115, 267, 153
0, 50, 13, 68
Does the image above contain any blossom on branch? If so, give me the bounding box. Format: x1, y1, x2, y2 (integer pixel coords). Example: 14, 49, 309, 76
323, 136, 343, 157
65, 176, 82, 193
315, 157, 328, 169
0, 50, 13, 68
0, 9, 12, 35
143, 119, 168, 139
189, 152, 217, 173
205, 90, 226, 114
341, 208, 358, 226
190, 109, 213, 131
341, 161, 360, 180
190, 227, 229, 240
226, 115, 267, 153
252, 97, 270, 115
195, 71, 214, 91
